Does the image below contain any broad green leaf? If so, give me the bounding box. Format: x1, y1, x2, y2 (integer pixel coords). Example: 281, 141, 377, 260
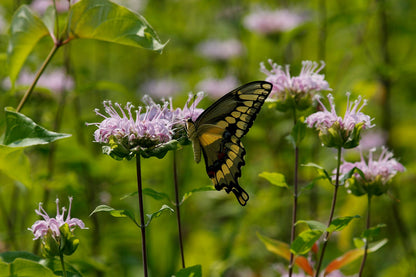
296, 220, 327, 232
362, 224, 386, 242
0, 251, 41, 263
142, 188, 171, 201
291, 229, 323, 255
90, 205, 138, 227
145, 204, 174, 226
0, 261, 8, 277
0, 146, 31, 187
302, 162, 332, 184
7, 258, 57, 277
181, 186, 216, 204
1, 108, 71, 147
259, 172, 288, 188
257, 232, 314, 275
173, 264, 202, 277
7, 5, 51, 86
67, 0, 166, 51
327, 215, 360, 233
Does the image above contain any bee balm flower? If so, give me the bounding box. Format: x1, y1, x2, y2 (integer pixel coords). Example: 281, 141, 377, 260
305, 93, 374, 149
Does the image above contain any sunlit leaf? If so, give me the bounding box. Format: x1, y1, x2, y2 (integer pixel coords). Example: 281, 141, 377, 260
324, 239, 388, 274
4, 258, 56, 277
1, 108, 71, 147
173, 264, 202, 277
145, 204, 174, 226
181, 186, 216, 204
302, 163, 332, 184
327, 215, 360, 233
7, 5, 51, 86
67, 0, 166, 51
90, 205, 138, 227
296, 220, 327, 232
257, 232, 314, 275
291, 229, 323, 255
0, 146, 31, 187
259, 172, 288, 188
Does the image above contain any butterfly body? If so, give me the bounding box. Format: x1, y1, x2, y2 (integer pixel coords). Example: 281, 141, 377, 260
186, 81, 272, 206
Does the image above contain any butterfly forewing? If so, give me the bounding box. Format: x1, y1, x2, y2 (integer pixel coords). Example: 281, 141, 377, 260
192, 81, 272, 205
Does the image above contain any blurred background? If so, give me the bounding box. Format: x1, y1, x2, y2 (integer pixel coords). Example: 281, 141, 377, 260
0, 0, 415, 276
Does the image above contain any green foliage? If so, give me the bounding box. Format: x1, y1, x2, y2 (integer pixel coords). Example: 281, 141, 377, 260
258, 171, 288, 188
173, 265, 202, 277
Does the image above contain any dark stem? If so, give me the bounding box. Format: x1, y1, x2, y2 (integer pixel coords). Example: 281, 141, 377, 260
288, 109, 299, 277
173, 151, 186, 268
59, 251, 67, 277
16, 43, 61, 113
314, 147, 342, 277
136, 155, 148, 277
359, 194, 372, 276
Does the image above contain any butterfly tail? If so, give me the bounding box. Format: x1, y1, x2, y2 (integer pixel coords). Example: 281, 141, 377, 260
232, 186, 249, 206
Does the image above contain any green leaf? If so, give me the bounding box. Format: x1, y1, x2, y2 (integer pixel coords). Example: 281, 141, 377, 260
302, 162, 332, 184
1, 108, 71, 147
139, 140, 178, 159
67, 0, 166, 51
339, 166, 365, 185
258, 172, 288, 188
0, 251, 41, 263
296, 220, 327, 232
0, 146, 31, 187
362, 224, 386, 242
145, 204, 174, 226
291, 229, 323, 255
142, 188, 171, 201
7, 5, 51, 86
181, 186, 216, 204
173, 265, 202, 277
6, 258, 57, 277
90, 205, 138, 226
327, 215, 360, 233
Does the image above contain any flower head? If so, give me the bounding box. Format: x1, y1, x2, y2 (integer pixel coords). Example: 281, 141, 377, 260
340, 147, 405, 196
29, 197, 86, 241
305, 93, 374, 149
244, 9, 305, 34
196, 39, 244, 60
260, 60, 331, 110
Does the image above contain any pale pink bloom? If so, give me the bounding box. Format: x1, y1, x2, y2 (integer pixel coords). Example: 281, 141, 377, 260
30, 0, 79, 14
339, 147, 405, 185
28, 197, 87, 240
261, 60, 331, 99
305, 93, 374, 133
244, 9, 305, 34
196, 76, 239, 99
358, 130, 388, 150
197, 39, 244, 60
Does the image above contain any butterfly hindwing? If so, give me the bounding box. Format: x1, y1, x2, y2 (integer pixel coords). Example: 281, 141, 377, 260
189, 81, 272, 205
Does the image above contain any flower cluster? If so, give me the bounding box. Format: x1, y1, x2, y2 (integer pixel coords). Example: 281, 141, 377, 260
196, 39, 244, 60
243, 9, 305, 34
89, 93, 204, 159
305, 93, 374, 149
340, 147, 405, 196
261, 60, 331, 110
28, 197, 87, 257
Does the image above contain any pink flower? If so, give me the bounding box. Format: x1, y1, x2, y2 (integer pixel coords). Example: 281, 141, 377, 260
305, 93, 374, 148
28, 197, 86, 240
196, 39, 244, 60
244, 9, 305, 34
196, 76, 239, 99
261, 60, 331, 98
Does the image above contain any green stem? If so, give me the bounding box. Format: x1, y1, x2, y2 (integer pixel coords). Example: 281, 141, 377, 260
314, 147, 342, 277
136, 155, 148, 277
16, 43, 60, 113
173, 150, 186, 268
288, 109, 299, 277
359, 194, 372, 276
59, 252, 67, 277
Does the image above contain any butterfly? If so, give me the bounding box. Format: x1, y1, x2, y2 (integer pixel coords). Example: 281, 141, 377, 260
186, 81, 272, 205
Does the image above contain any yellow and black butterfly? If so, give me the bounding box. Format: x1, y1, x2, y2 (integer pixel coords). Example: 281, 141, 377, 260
186, 81, 272, 205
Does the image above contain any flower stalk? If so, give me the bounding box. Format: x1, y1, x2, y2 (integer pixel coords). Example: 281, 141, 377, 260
314, 146, 342, 277
136, 155, 148, 277
358, 194, 372, 276
173, 150, 186, 268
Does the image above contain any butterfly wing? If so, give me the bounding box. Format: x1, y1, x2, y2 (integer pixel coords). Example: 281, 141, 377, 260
192, 81, 272, 205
